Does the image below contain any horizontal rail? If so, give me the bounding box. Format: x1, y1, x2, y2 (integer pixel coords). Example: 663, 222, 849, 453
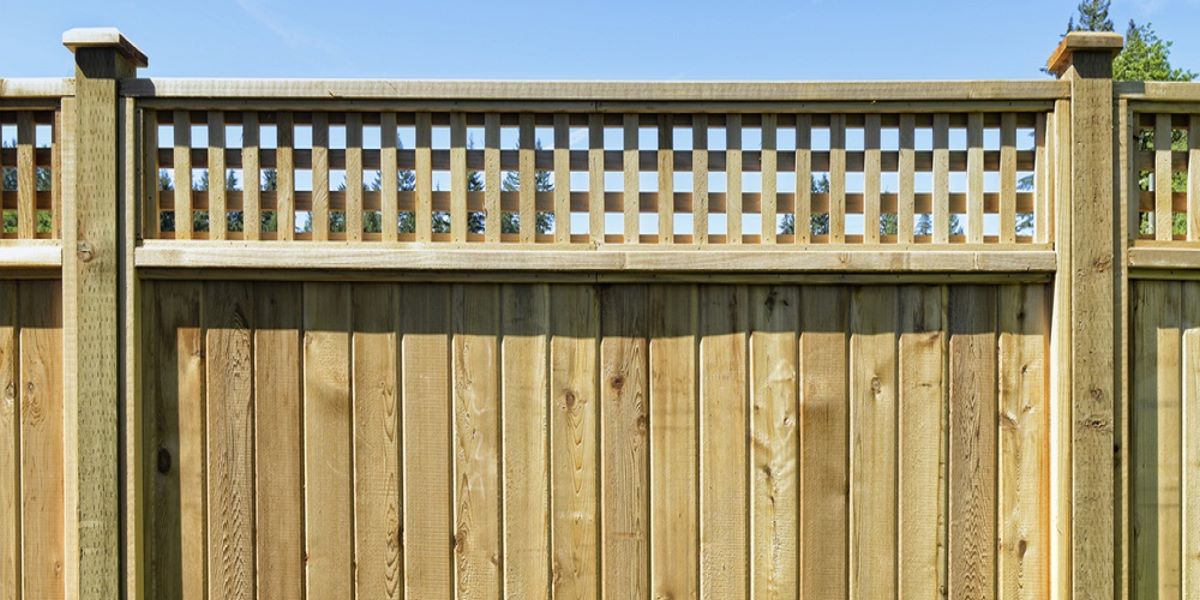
0, 242, 62, 267
122, 79, 1070, 102
135, 240, 1055, 272
0, 78, 74, 98
1116, 81, 1200, 103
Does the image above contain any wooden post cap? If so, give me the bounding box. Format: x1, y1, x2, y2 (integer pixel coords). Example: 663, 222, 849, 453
62, 27, 148, 68
1046, 31, 1122, 75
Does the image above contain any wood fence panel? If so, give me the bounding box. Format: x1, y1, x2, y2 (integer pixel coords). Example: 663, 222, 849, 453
0, 283, 17, 600
302, 283, 352, 598
699, 284, 748, 598
351, 284, 401, 600
134, 281, 1053, 599
750, 285, 800, 599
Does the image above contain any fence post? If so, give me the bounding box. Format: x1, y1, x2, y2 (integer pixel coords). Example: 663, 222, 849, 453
1047, 31, 1123, 598
61, 28, 147, 600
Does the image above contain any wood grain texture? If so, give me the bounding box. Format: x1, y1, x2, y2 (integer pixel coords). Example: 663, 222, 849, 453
401, 283, 453, 597
699, 284, 749, 599
501, 283, 550, 599
799, 286, 848, 599
933, 114, 950, 244
849, 285, 897, 598
303, 282, 353, 598
726, 115, 744, 245
650, 284, 698, 599
948, 285, 997, 599
1132, 280, 1181, 599
253, 282, 303, 600
452, 283, 501, 597
750, 285, 799, 599
311, 112, 330, 241
147, 281, 205, 600
203, 281, 255, 599
997, 284, 1049, 599
549, 285, 599, 598
0, 283, 18, 600
1183, 282, 1200, 597
18, 280, 63, 599
897, 285, 946, 599
967, 113, 984, 244
599, 284, 649, 598
352, 284, 402, 600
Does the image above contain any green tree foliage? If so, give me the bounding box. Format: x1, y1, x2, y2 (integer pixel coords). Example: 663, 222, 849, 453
1115, 21, 1196, 83
1065, 0, 1113, 33
500, 139, 554, 235
1, 146, 54, 233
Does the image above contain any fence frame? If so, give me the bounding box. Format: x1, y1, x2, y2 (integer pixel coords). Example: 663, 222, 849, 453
11, 26, 1200, 598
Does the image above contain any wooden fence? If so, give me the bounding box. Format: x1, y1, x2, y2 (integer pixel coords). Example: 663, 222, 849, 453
0, 26, 1197, 599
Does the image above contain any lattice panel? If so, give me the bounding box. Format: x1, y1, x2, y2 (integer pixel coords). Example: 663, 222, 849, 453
1135, 113, 1200, 242
143, 110, 1051, 246
0, 111, 58, 240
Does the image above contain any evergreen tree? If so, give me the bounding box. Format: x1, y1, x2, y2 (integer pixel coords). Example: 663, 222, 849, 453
1065, 0, 1113, 33
1115, 21, 1196, 83
780, 174, 830, 237
500, 139, 554, 235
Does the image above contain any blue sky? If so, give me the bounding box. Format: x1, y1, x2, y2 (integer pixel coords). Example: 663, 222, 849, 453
3, 0, 1199, 80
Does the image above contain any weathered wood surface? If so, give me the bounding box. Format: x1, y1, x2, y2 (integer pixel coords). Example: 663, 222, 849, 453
136, 281, 1050, 598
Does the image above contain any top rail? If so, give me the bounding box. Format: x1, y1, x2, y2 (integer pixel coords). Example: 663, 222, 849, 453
121, 78, 1070, 103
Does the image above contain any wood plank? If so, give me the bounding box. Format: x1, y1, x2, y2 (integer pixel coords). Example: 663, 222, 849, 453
381, 113, 398, 242
501, 283, 550, 598
799, 286, 848, 599
1156, 113, 1174, 241
276, 112, 295, 241
727, 114, 744, 245
589, 114, 604, 245
967, 112, 984, 244
599, 284, 649, 598
898, 114, 916, 244
933, 114, 950, 244
346, 112, 364, 240
1132, 280, 1182, 598
486, 113, 502, 244
1000, 113, 1017, 244
16, 112, 35, 239
863, 114, 882, 244
624, 114, 640, 243
311, 112, 330, 240
997, 283, 1049, 599
0, 283, 16, 599
253, 282, 303, 600
1188, 116, 1199, 241
694, 114, 710, 245
450, 113, 467, 243
303, 282, 353, 598
1183, 281, 1200, 597
658, 115, 675, 244
948, 285, 997, 599
452, 283, 501, 597
549, 285, 599, 598
699, 284, 749, 598
1034, 113, 1048, 244
146, 281, 204, 600
520, 113, 537, 244
897, 285, 946, 598
352, 284, 401, 600
401, 283, 453, 597
173, 111, 193, 239
761, 114, 778, 244
207, 111, 227, 240
202, 281, 254, 599
829, 114, 846, 243
555, 114, 571, 245
650, 284, 698, 598
18, 280, 62, 598
848, 285, 897, 598
242, 112, 260, 241
415, 112, 433, 243
143, 108, 161, 240
795, 115, 812, 244
749, 284, 799, 598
